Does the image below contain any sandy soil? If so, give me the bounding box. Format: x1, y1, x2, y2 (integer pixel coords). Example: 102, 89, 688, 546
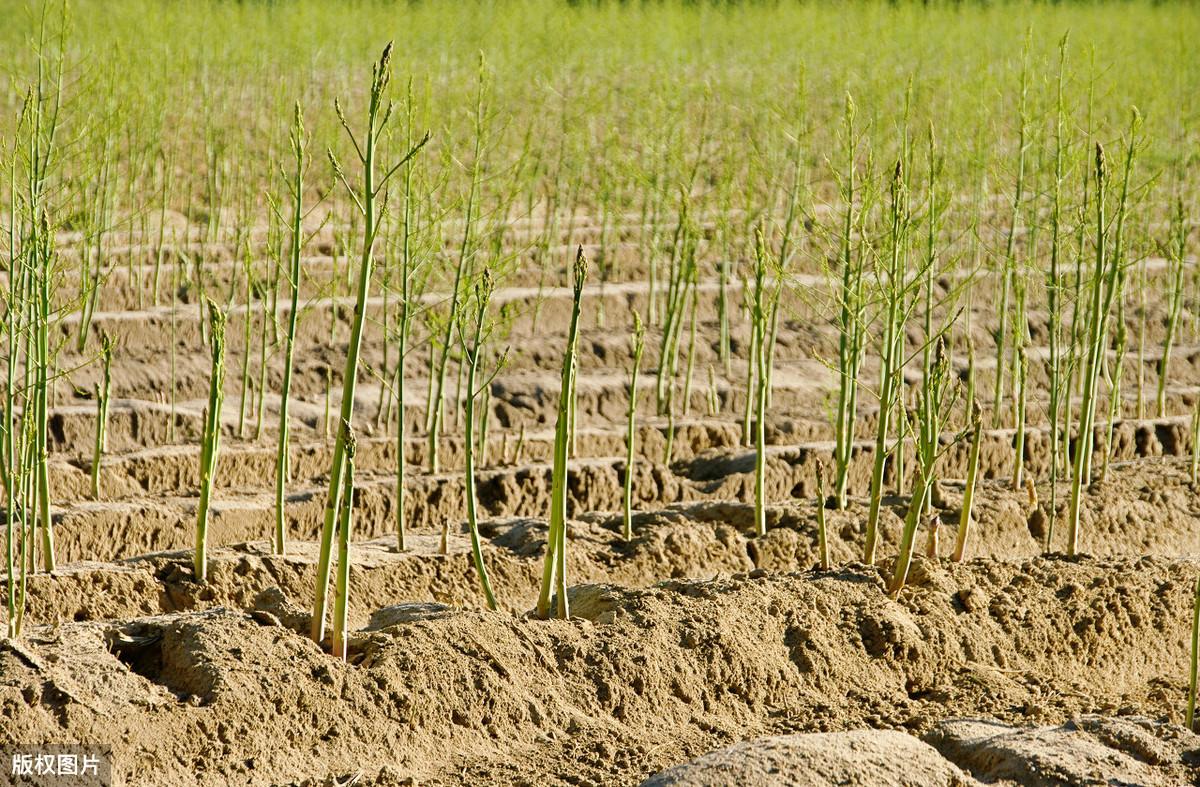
4, 226, 1200, 785
5, 557, 1200, 784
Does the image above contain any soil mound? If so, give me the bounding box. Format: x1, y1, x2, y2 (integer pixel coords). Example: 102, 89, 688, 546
641, 731, 973, 786
926, 716, 1200, 786
3, 556, 1198, 785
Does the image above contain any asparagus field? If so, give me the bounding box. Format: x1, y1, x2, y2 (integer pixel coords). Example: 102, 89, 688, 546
2, 1, 1200, 784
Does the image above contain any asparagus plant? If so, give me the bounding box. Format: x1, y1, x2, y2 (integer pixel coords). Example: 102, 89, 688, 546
815, 466, 830, 571
832, 94, 866, 510
1044, 33, 1069, 548
536, 248, 587, 620
953, 400, 983, 562
890, 339, 959, 596
459, 269, 504, 610
332, 426, 356, 662
90, 332, 115, 499
428, 55, 489, 474
1066, 111, 1141, 555
863, 159, 912, 565
4, 141, 27, 636
272, 102, 320, 556
623, 310, 646, 541
918, 122, 948, 504
1191, 397, 1200, 487
17, 22, 68, 575
311, 43, 430, 645
992, 40, 1031, 428
1099, 110, 1142, 483
392, 79, 425, 552
194, 299, 227, 583
1158, 197, 1187, 417
236, 238, 255, 439
751, 230, 773, 537
1190, 575, 1200, 731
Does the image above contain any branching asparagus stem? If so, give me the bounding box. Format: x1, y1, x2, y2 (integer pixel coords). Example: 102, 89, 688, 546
429, 55, 488, 475
832, 94, 865, 510
1045, 33, 1068, 551
992, 35, 1031, 429
1067, 112, 1140, 556
890, 340, 958, 596
1159, 198, 1187, 417
312, 43, 430, 645
237, 238, 254, 439
272, 102, 320, 556
460, 269, 503, 611
394, 80, 422, 553
751, 229, 772, 538
864, 159, 910, 565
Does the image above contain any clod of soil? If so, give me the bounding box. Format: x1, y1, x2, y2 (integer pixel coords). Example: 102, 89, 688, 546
641, 730, 974, 786
643, 715, 1200, 786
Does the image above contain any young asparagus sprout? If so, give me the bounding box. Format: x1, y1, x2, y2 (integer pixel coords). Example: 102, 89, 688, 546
992, 37, 1031, 429
1189, 576, 1200, 731
536, 247, 588, 620
815, 466, 830, 571
624, 310, 646, 541
273, 101, 316, 557
1045, 33, 1068, 550
751, 229, 773, 537
90, 332, 115, 500
889, 339, 960, 597
1067, 113, 1139, 557
194, 299, 227, 584
332, 426, 356, 661
394, 79, 423, 553
1159, 198, 1187, 417
460, 269, 503, 610
741, 270, 756, 449
657, 202, 698, 465
1099, 109, 1141, 484
1012, 342, 1029, 490
706, 364, 720, 416
237, 240, 254, 439
1190, 397, 1200, 487
863, 158, 910, 565
429, 55, 489, 475
924, 513, 941, 559
514, 422, 526, 466
312, 43, 431, 644
953, 400, 983, 562
832, 94, 865, 511
1066, 143, 1111, 556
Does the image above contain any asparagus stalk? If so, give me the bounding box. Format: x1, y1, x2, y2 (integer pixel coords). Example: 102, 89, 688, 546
331, 427, 356, 661
90, 332, 115, 500
194, 299, 227, 583
536, 248, 587, 620
623, 311, 646, 541
312, 43, 430, 644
